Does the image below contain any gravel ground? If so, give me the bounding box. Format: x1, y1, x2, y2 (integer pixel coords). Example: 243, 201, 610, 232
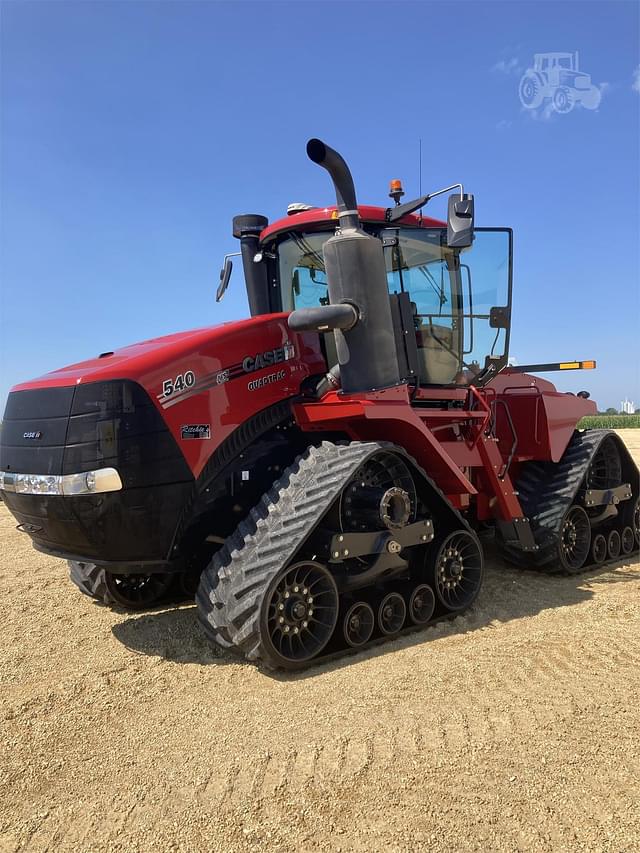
1, 432, 639, 852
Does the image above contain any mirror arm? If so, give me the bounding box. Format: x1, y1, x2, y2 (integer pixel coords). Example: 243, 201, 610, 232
385, 184, 464, 223
216, 252, 241, 303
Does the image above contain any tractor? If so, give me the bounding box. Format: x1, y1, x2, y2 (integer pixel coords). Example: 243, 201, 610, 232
519, 52, 601, 113
1, 139, 638, 670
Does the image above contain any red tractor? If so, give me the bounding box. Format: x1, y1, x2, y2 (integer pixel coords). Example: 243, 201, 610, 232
1, 139, 638, 669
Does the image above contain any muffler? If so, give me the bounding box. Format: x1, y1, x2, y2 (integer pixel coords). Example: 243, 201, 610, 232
288, 139, 400, 394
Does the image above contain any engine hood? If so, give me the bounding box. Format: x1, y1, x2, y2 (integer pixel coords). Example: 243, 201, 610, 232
12, 314, 300, 391
5, 313, 326, 480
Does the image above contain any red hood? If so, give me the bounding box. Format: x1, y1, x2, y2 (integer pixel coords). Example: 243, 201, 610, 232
12, 315, 291, 392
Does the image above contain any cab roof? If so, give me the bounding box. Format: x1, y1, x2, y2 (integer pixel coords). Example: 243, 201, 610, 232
260, 205, 446, 244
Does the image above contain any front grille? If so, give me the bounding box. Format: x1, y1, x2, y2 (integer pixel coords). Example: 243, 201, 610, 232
1, 380, 194, 563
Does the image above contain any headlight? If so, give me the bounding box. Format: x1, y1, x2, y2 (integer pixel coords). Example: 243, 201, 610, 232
0, 467, 123, 496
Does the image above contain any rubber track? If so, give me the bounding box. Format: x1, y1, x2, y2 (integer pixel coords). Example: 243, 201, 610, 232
504, 429, 639, 572
196, 440, 470, 664
68, 560, 114, 604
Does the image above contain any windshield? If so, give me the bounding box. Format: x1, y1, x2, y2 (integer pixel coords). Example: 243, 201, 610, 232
278, 227, 511, 386
278, 232, 330, 310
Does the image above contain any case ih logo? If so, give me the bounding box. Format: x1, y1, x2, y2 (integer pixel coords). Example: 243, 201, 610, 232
242, 343, 295, 374
23, 431, 42, 440
159, 343, 296, 410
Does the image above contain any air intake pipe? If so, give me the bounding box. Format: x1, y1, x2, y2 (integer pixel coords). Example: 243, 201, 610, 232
233, 214, 270, 316
289, 139, 400, 394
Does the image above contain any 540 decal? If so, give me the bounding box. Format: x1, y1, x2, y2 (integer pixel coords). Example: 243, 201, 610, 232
161, 370, 196, 398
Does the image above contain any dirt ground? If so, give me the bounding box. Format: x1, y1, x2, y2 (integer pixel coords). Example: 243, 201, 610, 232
1, 432, 639, 853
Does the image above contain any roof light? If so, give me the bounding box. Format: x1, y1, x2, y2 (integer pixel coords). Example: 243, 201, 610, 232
389, 179, 405, 206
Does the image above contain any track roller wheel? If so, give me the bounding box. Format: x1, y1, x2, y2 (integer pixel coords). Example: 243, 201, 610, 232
343, 601, 375, 648
261, 561, 339, 669
430, 529, 483, 611
178, 566, 203, 599
591, 533, 607, 565
558, 506, 591, 573
621, 526, 635, 556
378, 592, 406, 635
607, 529, 621, 560
630, 498, 640, 547
104, 571, 174, 609
408, 584, 435, 625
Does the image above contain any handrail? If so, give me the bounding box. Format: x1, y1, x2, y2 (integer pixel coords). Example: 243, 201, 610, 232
466, 385, 491, 449
492, 399, 518, 480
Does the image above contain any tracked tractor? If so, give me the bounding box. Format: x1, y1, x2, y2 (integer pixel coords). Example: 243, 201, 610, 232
1, 139, 638, 670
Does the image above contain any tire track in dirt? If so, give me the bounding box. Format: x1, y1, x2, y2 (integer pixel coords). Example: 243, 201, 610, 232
2, 428, 640, 852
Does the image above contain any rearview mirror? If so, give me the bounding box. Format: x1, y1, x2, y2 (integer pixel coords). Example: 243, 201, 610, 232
216, 256, 234, 302
447, 194, 475, 248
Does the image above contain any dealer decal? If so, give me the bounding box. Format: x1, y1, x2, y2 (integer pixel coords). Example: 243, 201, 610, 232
181, 424, 211, 440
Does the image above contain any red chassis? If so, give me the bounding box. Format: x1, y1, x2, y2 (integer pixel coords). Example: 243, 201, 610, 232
294, 372, 595, 521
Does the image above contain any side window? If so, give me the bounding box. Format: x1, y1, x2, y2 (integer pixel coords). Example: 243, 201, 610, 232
384, 228, 461, 385
383, 226, 511, 385
292, 267, 328, 309
384, 230, 456, 326
278, 232, 330, 311
457, 229, 511, 370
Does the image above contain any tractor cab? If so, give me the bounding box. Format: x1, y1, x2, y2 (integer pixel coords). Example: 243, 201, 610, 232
533, 52, 577, 73
230, 201, 512, 391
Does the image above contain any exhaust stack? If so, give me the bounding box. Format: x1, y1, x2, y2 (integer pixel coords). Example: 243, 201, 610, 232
289, 139, 400, 395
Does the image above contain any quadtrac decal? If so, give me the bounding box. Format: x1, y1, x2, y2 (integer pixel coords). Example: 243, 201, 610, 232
157, 342, 295, 409
181, 424, 211, 440
248, 369, 286, 391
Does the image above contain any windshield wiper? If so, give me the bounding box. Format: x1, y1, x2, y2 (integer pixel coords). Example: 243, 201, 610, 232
289, 233, 326, 271
417, 265, 447, 308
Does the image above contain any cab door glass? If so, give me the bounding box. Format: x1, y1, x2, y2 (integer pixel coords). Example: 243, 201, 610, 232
458, 229, 511, 373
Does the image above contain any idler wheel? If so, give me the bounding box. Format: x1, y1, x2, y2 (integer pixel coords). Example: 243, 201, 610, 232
104, 571, 174, 609
261, 561, 338, 667
558, 506, 591, 573
430, 529, 483, 611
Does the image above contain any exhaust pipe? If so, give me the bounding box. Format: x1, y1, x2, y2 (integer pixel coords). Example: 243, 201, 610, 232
306, 139, 359, 230
288, 139, 400, 395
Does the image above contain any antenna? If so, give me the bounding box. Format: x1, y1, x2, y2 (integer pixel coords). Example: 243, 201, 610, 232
418, 138, 423, 218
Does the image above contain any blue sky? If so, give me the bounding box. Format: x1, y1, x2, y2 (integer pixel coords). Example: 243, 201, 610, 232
1, 0, 639, 411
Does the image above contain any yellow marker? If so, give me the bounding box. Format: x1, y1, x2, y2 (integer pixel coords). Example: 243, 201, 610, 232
559, 362, 580, 370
